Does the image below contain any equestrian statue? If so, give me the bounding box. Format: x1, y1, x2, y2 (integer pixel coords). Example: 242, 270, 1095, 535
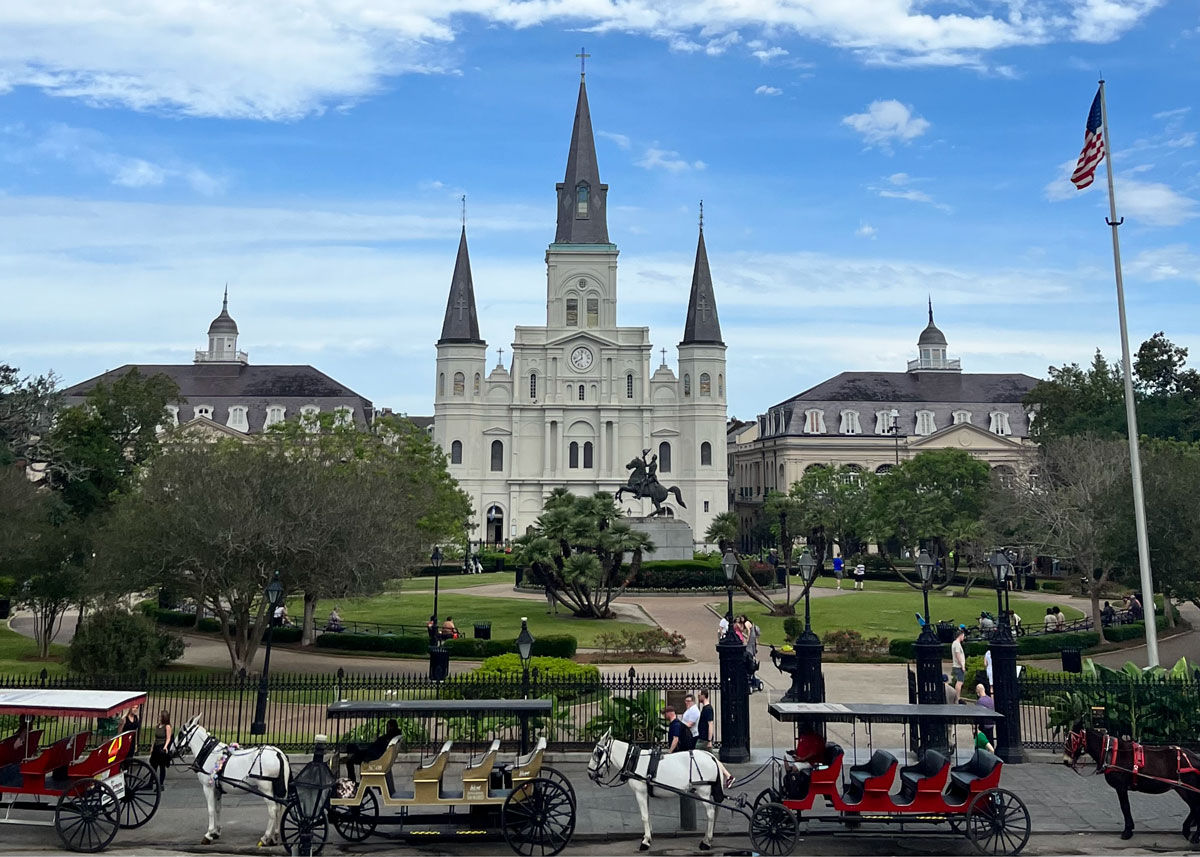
615, 449, 686, 516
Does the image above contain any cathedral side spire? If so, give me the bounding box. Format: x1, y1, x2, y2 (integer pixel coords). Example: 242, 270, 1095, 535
554, 75, 609, 244
681, 219, 723, 345
438, 227, 484, 344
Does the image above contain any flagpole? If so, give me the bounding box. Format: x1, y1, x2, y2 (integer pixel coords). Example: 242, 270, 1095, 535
1098, 78, 1159, 667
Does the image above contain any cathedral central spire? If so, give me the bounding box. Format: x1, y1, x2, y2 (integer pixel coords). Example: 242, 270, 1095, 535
554, 76, 609, 244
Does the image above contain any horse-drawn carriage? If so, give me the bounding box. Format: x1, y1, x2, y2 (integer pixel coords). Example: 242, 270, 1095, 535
323, 698, 577, 856
0, 689, 161, 852
749, 702, 1030, 855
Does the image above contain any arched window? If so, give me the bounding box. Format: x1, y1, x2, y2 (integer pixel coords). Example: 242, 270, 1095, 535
876, 463, 894, 475
804, 409, 826, 434
450, 440, 463, 464
569, 442, 579, 469
583, 441, 594, 468
530, 373, 537, 400
953, 410, 972, 426
587, 297, 599, 327
164, 405, 180, 428
701, 441, 712, 466
839, 410, 861, 435
490, 440, 503, 472
264, 405, 285, 428
473, 373, 481, 396
915, 410, 937, 436
576, 182, 589, 216
195, 405, 213, 420
566, 298, 578, 327
718, 374, 724, 396
658, 441, 672, 473
578, 384, 585, 401
334, 406, 353, 427
989, 411, 1012, 436
683, 374, 691, 396
438, 373, 445, 396
626, 373, 634, 399
226, 405, 248, 432
700, 373, 711, 396
453, 372, 465, 396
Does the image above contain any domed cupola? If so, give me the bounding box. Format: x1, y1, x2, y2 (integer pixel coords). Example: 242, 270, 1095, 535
207, 288, 238, 335
917, 298, 947, 348
909, 298, 958, 373
196, 286, 248, 364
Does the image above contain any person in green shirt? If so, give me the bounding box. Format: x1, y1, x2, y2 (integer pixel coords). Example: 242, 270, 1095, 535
974, 726, 995, 753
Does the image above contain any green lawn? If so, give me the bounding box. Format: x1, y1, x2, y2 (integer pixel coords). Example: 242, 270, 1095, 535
288, 592, 650, 648
724, 589, 1085, 648
0, 624, 67, 676
386, 571, 512, 591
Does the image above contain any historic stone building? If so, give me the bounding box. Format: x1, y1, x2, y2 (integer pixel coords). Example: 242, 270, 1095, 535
432, 74, 729, 545
64, 291, 373, 434
729, 304, 1039, 548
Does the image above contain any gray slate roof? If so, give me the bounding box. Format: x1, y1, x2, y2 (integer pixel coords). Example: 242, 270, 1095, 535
63, 363, 373, 434
438, 227, 484, 344
554, 78, 609, 244
681, 228, 723, 345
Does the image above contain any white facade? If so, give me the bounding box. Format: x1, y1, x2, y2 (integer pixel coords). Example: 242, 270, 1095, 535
432, 77, 728, 545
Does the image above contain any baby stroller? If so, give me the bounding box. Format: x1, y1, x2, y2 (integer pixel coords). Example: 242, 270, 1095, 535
745, 651, 764, 693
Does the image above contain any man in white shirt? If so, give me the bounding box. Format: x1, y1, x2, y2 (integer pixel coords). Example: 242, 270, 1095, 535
717, 616, 729, 641
681, 694, 701, 746
950, 626, 967, 700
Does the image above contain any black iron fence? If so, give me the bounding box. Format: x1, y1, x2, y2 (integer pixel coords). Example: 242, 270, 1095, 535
1018, 674, 1200, 750
0, 668, 719, 754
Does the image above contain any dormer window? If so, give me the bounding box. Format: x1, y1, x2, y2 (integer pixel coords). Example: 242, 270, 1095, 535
195, 405, 213, 421
804, 409, 826, 434
839, 410, 861, 435
915, 410, 937, 436
952, 410, 972, 426
265, 406, 286, 428
989, 411, 1012, 436
576, 183, 589, 217
163, 405, 179, 429
227, 405, 249, 432
334, 406, 353, 427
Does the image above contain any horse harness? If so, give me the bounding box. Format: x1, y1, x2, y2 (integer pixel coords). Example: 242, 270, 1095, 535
1093, 732, 1200, 794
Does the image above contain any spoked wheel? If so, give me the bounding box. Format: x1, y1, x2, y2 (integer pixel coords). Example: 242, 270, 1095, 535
501, 776, 576, 856
749, 801, 798, 856
539, 765, 577, 807
55, 779, 120, 853
966, 788, 1031, 856
331, 789, 379, 842
280, 798, 329, 856
117, 759, 161, 829
753, 787, 781, 811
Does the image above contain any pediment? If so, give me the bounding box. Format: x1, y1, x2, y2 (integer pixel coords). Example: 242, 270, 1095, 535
171, 418, 251, 441
650, 427, 680, 437
481, 426, 512, 436
907, 422, 1026, 450
545, 331, 617, 349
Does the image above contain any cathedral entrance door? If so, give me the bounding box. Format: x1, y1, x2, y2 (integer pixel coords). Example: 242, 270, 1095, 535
486, 505, 504, 548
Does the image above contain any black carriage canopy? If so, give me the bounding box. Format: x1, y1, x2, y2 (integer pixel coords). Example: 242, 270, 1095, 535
326, 699, 554, 719
769, 702, 1004, 724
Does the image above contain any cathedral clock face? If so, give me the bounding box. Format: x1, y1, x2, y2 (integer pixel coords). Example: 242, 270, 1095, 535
570, 345, 593, 371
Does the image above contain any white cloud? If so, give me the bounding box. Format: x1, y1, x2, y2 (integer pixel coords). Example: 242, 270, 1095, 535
1166, 132, 1197, 148
0, 2, 1164, 120
842, 100, 930, 148
752, 46, 788, 62
635, 147, 706, 172
1121, 178, 1198, 226
754, 85, 782, 96
598, 131, 631, 149
1153, 107, 1191, 121
870, 172, 951, 212
855, 222, 877, 239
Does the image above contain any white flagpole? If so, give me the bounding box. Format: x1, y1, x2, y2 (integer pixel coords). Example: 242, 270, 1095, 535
1098, 79, 1159, 667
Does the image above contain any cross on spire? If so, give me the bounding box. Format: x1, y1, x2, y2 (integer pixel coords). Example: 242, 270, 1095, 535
453, 292, 468, 320
660, 348, 667, 366
460, 194, 467, 228
576, 47, 590, 79
497, 347, 505, 366
696, 293, 711, 321
698, 200, 704, 232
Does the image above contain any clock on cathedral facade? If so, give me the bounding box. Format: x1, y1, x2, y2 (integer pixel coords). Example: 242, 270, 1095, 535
432, 73, 728, 546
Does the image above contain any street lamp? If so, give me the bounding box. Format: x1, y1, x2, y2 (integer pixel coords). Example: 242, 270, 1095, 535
516, 617, 535, 754
428, 547, 449, 682
783, 548, 824, 706
717, 550, 749, 763
912, 548, 946, 752
250, 571, 284, 736
987, 549, 1023, 763
888, 408, 903, 466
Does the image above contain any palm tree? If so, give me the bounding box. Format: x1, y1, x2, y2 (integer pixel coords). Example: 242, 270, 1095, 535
705, 511, 738, 552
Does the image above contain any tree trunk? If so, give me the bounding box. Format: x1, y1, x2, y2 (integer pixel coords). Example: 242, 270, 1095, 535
1163, 595, 1176, 629
1090, 588, 1108, 644
301, 592, 317, 646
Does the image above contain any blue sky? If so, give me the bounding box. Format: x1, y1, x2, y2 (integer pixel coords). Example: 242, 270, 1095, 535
1, 1, 1197, 420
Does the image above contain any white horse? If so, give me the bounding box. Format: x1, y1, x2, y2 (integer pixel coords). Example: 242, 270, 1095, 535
588, 729, 728, 851
171, 714, 291, 846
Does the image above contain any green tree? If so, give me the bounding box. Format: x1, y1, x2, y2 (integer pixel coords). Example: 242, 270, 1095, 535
68, 607, 184, 676
513, 490, 654, 619
0, 364, 60, 465
789, 464, 873, 561
704, 511, 738, 552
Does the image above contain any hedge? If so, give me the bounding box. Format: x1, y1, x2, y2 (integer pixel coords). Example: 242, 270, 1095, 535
1103, 617, 1168, 642
625, 562, 775, 590
315, 633, 429, 655
888, 630, 1101, 659
315, 632, 577, 659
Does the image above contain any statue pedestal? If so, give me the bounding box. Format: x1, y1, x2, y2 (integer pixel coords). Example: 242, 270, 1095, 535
627, 516, 694, 562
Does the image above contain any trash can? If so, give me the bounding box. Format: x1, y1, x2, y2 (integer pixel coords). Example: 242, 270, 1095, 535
474, 622, 491, 640
936, 621, 955, 644
515, 567, 524, 587
429, 647, 450, 681
0, 598, 9, 621
497, 557, 505, 571
1062, 648, 1082, 673
157, 587, 172, 609
776, 567, 787, 586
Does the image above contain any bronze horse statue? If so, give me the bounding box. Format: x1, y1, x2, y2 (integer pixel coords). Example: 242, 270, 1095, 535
615, 453, 686, 516
1064, 724, 1200, 843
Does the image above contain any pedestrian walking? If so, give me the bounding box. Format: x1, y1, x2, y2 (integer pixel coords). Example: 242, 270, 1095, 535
545, 583, 558, 615
150, 710, 172, 787
853, 563, 866, 590
950, 626, 967, 700
832, 556, 844, 590
681, 694, 701, 745
696, 690, 715, 750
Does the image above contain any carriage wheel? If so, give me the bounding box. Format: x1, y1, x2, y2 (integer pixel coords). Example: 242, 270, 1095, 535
331, 789, 379, 842
749, 801, 798, 856
501, 777, 576, 856
753, 787, 781, 811
280, 798, 329, 856
966, 788, 1031, 856
538, 765, 577, 807
117, 759, 161, 829
55, 779, 120, 853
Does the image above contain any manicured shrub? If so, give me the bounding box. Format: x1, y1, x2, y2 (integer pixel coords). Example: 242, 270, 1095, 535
314, 632, 428, 655
470, 655, 600, 703
888, 630, 1102, 659
270, 625, 303, 644
594, 628, 686, 656
821, 629, 888, 657
69, 607, 184, 676
625, 560, 775, 589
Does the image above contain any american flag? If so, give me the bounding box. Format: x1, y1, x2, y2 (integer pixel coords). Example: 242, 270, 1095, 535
1070, 88, 1105, 190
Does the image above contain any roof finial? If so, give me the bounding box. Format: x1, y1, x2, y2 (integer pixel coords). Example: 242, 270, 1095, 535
928, 295, 933, 324
576, 47, 590, 80
223, 283, 228, 311
699, 199, 704, 232
460, 194, 466, 230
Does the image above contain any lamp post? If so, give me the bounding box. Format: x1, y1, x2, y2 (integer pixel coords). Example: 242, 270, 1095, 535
516, 617, 535, 754
988, 550, 1023, 762
250, 572, 284, 736
717, 550, 750, 763
428, 547, 449, 682
913, 549, 946, 753
889, 409, 903, 466
783, 548, 825, 708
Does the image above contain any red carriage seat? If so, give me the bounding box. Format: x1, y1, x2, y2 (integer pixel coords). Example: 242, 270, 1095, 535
843, 749, 898, 804
68, 731, 92, 762
896, 749, 950, 805
19, 734, 76, 779
68, 731, 135, 778
0, 729, 41, 766
946, 749, 1002, 804
782, 743, 845, 802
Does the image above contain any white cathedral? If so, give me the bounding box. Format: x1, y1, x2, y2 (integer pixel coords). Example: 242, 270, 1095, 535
432, 74, 729, 546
